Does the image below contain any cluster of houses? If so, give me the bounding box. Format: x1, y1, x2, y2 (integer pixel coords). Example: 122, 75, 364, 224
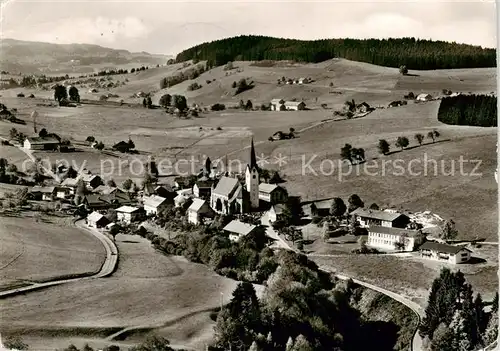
28, 139, 290, 243
270, 99, 306, 111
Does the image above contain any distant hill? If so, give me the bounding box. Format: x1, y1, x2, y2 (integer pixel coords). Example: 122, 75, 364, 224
176, 35, 496, 70
0, 39, 172, 74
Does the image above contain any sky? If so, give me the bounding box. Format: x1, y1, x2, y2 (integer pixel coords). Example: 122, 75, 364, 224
0, 0, 497, 55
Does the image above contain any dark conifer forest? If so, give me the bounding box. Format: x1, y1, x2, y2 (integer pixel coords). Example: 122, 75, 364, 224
438, 95, 497, 127
175, 35, 496, 70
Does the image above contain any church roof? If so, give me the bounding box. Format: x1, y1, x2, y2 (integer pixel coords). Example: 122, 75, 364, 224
213, 176, 240, 197
249, 137, 258, 169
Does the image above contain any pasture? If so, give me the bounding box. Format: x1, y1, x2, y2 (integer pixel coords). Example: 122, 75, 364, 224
0, 214, 106, 290
0, 233, 262, 350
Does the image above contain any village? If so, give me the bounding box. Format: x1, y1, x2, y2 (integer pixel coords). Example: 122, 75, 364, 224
16, 134, 480, 269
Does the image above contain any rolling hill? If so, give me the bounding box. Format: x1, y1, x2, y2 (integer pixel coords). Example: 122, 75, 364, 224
0, 39, 172, 74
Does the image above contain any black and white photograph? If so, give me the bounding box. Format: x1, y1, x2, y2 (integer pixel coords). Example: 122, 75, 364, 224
0, 1, 497, 350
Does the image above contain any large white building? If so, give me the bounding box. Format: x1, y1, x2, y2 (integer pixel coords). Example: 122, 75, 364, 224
143, 195, 170, 216
367, 226, 425, 252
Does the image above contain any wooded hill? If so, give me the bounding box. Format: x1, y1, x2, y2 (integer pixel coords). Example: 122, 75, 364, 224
438, 94, 497, 127
175, 35, 496, 70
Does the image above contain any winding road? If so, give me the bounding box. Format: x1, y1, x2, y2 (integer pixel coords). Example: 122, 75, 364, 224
0, 220, 118, 298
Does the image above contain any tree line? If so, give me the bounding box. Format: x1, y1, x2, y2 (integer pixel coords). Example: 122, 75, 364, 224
438, 94, 497, 127
175, 35, 495, 70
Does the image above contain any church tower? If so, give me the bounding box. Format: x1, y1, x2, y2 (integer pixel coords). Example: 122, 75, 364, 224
245, 138, 260, 209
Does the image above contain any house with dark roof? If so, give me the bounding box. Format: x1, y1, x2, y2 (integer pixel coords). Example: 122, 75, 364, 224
30, 186, 56, 201
187, 198, 214, 225
83, 192, 132, 210
302, 199, 335, 217
81, 174, 103, 190
350, 208, 410, 228
193, 178, 215, 200
24, 136, 60, 150
367, 226, 425, 252
419, 241, 472, 264
223, 220, 257, 242
258, 183, 288, 204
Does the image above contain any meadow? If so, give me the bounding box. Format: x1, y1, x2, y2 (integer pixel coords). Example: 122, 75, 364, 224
0, 214, 106, 290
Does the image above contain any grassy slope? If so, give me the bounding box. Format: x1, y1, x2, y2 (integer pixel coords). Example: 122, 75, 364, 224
0, 215, 106, 289
0, 233, 252, 350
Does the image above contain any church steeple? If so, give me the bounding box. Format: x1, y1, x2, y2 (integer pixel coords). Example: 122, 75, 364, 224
249, 137, 258, 170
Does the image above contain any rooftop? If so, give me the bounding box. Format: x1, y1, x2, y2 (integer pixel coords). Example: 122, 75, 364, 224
351, 208, 407, 222
61, 178, 79, 187
259, 183, 278, 193
26, 136, 60, 144
223, 220, 256, 236
143, 195, 168, 208
368, 225, 422, 237
116, 205, 141, 213
188, 198, 207, 212
87, 211, 107, 223
31, 186, 55, 193
213, 176, 240, 197
420, 241, 471, 255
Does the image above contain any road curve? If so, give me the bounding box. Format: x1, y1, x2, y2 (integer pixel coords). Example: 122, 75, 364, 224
318, 265, 424, 351
0, 220, 118, 298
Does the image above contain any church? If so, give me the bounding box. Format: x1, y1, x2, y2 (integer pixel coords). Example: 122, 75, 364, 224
210, 138, 260, 215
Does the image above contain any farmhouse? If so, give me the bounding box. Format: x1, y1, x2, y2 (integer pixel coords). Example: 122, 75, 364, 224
30, 186, 56, 201
284, 101, 306, 111
223, 220, 257, 242
24, 136, 60, 150
258, 183, 288, 204
416, 93, 433, 102
143, 195, 170, 216
61, 178, 79, 194
187, 198, 214, 225
419, 241, 472, 264
270, 99, 285, 111
116, 206, 142, 224
86, 211, 110, 229
193, 178, 215, 200
83, 193, 132, 210
303, 199, 334, 217
350, 208, 410, 228
367, 226, 425, 252
81, 174, 103, 190
268, 203, 286, 223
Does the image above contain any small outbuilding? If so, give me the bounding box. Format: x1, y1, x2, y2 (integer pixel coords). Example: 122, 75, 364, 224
187, 198, 214, 225
87, 211, 110, 229
416, 93, 433, 102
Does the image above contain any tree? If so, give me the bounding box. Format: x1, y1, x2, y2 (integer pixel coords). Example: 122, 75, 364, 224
399, 65, 408, 75
245, 100, 253, 110
68, 86, 80, 102
290, 335, 314, 351
378, 139, 390, 155
415, 133, 425, 146
95, 141, 104, 150
428, 129, 440, 143
107, 179, 117, 187
159, 94, 172, 107
122, 179, 133, 192
330, 197, 346, 218
395, 136, 409, 150
348, 194, 364, 212
492, 292, 498, 314
109, 224, 120, 241
39, 128, 48, 138
86, 136, 95, 143
142, 98, 147, 108
351, 148, 365, 163
440, 219, 458, 240
146, 96, 153, 108
369, 203, 379, 210
82, 344, 95, 351
54, 84, 67, 102
430, 323, 455, 351
340, 143, 353, 163
483, 312, 498, 345
9, 128, 18, 140
173, 95, 187, 111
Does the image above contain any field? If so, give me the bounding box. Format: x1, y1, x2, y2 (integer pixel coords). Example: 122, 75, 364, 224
0, 232, 262, 350
0, 214, 106, 290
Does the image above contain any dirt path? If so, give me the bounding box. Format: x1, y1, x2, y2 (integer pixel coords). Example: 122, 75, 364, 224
0, 220, 118, 298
